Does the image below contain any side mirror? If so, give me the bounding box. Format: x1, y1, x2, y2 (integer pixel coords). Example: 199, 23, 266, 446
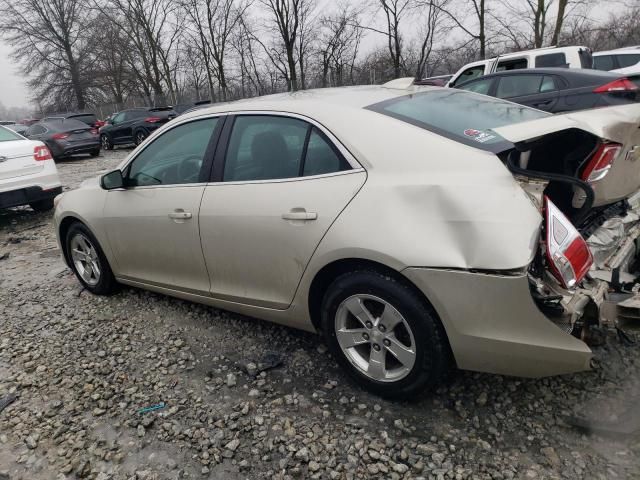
101, 170, 124, 190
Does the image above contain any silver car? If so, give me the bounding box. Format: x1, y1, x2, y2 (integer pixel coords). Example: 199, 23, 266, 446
54, 83, 640, 398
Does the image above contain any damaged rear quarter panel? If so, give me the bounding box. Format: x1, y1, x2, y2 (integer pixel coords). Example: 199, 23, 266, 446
306, 112, 544, 271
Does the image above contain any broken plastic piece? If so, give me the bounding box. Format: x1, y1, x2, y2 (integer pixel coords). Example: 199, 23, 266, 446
239, 352, 283, 377
0, 393, 17, 414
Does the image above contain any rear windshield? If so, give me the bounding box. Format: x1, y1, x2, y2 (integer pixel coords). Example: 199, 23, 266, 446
71, 114, 97, 125
366, 90, 548, 152
0, 125, 22, 142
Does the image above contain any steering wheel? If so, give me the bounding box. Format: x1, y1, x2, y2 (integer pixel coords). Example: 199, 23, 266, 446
177, 155, 203, 183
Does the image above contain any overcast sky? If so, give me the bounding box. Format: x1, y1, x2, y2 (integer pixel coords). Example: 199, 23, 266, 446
0, 1, 622, 110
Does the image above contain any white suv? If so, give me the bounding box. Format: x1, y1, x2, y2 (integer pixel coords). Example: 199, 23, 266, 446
593, 47, 640, 76
0, 125, 62, 212
447, 45, 593, 88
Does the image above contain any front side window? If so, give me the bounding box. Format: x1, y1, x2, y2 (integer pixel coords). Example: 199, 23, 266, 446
457, 78, 493, 95
593, 55, 615, 71
223, 115, 350, 182
496, 75, 548, 98
366, 90, 548, 152
451, 65, 485, 87
127, 118, 218, 187
111, 112, 125, 124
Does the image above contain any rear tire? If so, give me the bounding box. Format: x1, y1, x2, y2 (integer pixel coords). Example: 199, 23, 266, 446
29, 199, 54, 212
65, 222, 118, 295
101, 134, 113, 150
134, 130, 147, 146
90, 149, 100, 158
320, 270, 450, 399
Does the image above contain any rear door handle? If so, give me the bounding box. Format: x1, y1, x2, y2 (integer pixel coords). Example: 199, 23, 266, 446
168, 209, 192, 221
282, 210, 317, 221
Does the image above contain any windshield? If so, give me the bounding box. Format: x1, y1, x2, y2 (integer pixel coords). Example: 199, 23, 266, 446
366, 89, 549, 152
0, 125, 23, 142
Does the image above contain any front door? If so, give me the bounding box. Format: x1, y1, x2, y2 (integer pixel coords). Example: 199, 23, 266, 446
199, 114, 366, 309
103, 116, 222, 294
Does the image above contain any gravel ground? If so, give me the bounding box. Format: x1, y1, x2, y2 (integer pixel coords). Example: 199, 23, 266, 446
1, 149, 640, 480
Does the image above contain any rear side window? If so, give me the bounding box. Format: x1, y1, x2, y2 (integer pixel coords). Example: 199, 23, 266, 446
303, 129, 350, 176
223, 115, 350, 181
535, 53, 567, 68
451, 65, 485, 87
0, 125, 22, 142
615, 54, 640, 68
496, 58, 528, 71
366, 90, 548, 152
26, 125, 46, 135
594, 55, 615, 71
496, 75, 554, 98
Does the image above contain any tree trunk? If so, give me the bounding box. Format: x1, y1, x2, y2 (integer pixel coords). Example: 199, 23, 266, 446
479, 0, 486, 59
551, 0, 568, 45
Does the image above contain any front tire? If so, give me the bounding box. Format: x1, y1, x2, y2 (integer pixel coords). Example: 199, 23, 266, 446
321, 270, 450, 399
101, 134, 113, 150
65, 222, 118, 295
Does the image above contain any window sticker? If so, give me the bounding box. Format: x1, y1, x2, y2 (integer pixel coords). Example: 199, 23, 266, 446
464, 128, 497, 143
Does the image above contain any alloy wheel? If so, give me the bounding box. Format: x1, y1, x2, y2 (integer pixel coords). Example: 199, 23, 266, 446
335, 294, 416, 382
70, 233, 101, 286
101, 135, 111, 150
135, 131, 146, 145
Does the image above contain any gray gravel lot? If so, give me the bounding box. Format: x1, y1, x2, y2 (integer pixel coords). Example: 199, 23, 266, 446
1, 149, 640, 480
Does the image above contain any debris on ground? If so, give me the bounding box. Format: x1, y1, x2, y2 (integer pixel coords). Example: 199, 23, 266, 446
0, 393, 17, 414
238, 351, 283, 377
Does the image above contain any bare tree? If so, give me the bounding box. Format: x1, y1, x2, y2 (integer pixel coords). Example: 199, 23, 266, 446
437, 0, 488, 59
319, 4, 364, 87
0, 0, 95, 109
414, 0, 449, 79
181, 0, 250, 101
260, 0, 316, 91
95, 0, 182, 104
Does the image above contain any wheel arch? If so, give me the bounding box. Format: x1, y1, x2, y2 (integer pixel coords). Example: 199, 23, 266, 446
308, 259, 442, 328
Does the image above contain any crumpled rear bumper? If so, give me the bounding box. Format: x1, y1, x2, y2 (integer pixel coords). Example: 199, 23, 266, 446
403, 268, 593, 378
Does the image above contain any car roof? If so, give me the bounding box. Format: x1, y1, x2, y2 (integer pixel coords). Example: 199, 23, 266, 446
39, 119, 91, 131
457, 67, 619, 83
181, 84, 437, 120
594, 48, 640, 56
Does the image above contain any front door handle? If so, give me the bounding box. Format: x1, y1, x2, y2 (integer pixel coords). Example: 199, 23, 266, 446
168, 209, 192, 221
282, 209, 317, 221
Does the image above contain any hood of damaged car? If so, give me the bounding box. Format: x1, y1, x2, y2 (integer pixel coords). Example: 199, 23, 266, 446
493, 104, 640, 207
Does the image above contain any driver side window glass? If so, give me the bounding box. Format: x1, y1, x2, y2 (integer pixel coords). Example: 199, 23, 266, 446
112, 113, 125, 124
127, 118, 218, 187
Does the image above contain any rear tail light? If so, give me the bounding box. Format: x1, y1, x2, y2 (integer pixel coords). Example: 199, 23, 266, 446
580, 142, 622, 183
52, 132, 69, 140
33, 145, 52, 162
145, 116, 162, 123
545, 196, 592, 288
593, 78, 638, 93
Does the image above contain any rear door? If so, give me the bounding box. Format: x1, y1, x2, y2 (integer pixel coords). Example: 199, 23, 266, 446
495, 74, 561, 112
199, 113, 366, 309
112, 111, 145, 143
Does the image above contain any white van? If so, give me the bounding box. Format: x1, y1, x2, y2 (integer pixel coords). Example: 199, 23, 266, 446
447, 46, 593, 88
